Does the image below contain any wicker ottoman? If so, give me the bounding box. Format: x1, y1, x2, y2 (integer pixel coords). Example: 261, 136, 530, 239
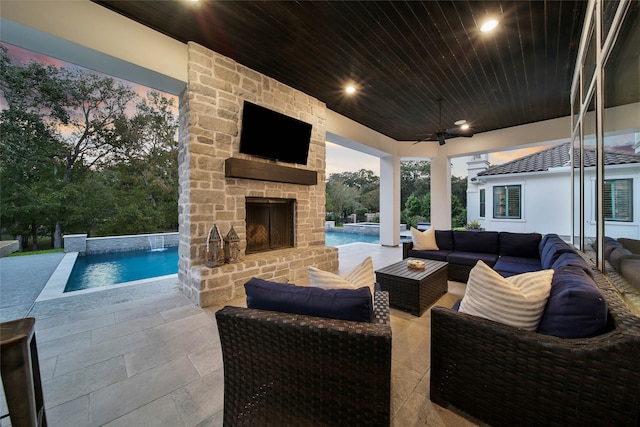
375, 259, 448, 316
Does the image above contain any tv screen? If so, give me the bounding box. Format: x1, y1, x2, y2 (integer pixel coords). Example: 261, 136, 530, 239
239, 101, 312, 165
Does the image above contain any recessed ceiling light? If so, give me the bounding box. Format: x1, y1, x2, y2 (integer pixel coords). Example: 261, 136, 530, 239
480, 19, 499, 33
460, 123, 470, 130
454, 119, 467, 126
345, 85, 356, 94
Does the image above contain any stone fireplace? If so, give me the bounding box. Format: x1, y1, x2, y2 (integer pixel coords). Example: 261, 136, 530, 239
178, 42, 339, 307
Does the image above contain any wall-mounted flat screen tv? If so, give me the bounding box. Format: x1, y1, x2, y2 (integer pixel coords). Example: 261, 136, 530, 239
239, 101, 312, 165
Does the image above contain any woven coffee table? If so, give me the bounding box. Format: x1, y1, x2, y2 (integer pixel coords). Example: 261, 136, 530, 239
375, 258, 448, 316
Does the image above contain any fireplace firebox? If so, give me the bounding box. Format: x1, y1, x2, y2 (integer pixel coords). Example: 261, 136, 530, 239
245, 197, 295, 254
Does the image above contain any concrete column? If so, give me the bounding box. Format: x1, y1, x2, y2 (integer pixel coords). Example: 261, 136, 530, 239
379, 155, 401, 246
431, 155, 452, 229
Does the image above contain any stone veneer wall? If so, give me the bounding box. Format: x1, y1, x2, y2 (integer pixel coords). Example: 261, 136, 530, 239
178, 42, 339, 307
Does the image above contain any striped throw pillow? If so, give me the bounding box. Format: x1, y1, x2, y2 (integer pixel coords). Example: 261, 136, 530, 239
308, 256, 375, 296
459, 260, 554, 331
411, 227, 439, 250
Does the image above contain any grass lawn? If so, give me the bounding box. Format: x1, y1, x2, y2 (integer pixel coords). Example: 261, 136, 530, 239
8, 248, 64, 257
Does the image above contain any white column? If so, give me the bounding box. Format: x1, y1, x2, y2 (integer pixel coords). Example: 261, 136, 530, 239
380, 155, 401, 246
431, 155, 452, 229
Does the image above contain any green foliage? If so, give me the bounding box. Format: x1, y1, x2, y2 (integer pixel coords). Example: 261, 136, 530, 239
325, 169, 377, 218
404, 194, 422, 218
8, 248, 63, 257
0, 46, 178, 249
400, 160, 430, 207
466, 219, 484, 230
325, 157, 468, 228
451, 194, 467, 228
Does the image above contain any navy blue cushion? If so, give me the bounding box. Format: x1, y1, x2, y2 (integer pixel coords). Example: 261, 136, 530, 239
494, 256, 542, 275
499, 232, 541, 258
435, 230, 454, 251
447, 251, 499, 267
408, 249, 450, 261
551, 252, 593, 278
540, 240, 575, 269
537, 266, 608, 338
453, 231, 499, 254
245, 278, 373, 323
539, 233, 560, 254
603, 238, 623, 258
609, 247, 633, 271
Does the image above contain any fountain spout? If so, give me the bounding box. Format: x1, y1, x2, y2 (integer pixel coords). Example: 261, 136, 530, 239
148, 235, 166, 251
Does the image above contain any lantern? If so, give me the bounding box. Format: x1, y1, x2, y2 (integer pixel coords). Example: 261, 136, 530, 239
206, 224, 225, 267
224, 226, 241, 263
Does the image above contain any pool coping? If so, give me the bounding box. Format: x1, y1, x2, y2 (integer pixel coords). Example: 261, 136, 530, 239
35, 252, 178, 302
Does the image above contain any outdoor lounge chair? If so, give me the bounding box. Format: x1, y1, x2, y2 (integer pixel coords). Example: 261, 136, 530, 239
215, 290, 392, 427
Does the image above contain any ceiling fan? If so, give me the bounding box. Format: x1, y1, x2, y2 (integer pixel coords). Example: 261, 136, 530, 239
414, 98, 474, 146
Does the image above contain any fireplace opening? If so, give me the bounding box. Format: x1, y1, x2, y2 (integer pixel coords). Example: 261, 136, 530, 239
245, 197, 295, 254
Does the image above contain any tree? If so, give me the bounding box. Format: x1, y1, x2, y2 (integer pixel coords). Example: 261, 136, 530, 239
0, 46, 179, 248
451, 175, 467, 210
400, 160, 430, 207
326, 169, 379, 219
325, 180, 359, 219
451, 194, 467, 228
0, 47, 67, 248
102, 91, 179, 234
420, 193, 431, 220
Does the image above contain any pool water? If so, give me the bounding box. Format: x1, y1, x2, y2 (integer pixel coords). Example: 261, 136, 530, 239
63, 233, 403, 292
325, 231, 380, 246
64, 246, 179, 292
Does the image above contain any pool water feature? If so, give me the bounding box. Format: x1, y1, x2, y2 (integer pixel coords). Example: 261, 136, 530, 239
64, 246, 178, 292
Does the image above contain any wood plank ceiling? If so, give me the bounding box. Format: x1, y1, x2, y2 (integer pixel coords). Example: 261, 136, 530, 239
93, 1, 587, 142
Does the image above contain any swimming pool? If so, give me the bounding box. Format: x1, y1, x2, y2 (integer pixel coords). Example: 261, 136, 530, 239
64, 246, 178, 292
325, 231, 380, 246
60, 233, 395, 293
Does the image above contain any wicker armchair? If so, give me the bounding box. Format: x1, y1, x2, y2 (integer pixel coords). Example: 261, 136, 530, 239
216, 291, 392, 427
430, 268, 640, 426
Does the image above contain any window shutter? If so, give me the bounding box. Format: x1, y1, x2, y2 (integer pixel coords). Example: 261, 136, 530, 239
508, 185, 521, 218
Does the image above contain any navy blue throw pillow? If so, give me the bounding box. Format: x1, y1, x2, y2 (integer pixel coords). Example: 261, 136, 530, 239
499, 232, 542, 258
245, 278, 373, 322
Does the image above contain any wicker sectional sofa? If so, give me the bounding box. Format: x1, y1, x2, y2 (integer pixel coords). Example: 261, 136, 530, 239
430, 265, 640, 426
403, 230, 640, 425
403, 230, 592, 282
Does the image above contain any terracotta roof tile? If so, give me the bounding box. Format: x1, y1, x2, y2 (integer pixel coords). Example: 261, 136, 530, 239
477, 142, 640, 177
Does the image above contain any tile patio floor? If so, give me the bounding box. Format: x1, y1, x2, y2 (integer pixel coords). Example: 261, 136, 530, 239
1, 243, 482, 426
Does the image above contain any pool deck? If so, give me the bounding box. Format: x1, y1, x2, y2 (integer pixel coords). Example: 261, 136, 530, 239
0, 253, 179, 322
0, 244, 479, 427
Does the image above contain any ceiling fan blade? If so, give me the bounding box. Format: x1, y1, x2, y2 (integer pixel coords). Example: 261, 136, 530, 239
413, 134, 436, 144
445, 127, 474, 135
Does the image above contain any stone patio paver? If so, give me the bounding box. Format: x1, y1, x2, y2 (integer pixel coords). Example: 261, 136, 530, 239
0, 243, 483, 426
